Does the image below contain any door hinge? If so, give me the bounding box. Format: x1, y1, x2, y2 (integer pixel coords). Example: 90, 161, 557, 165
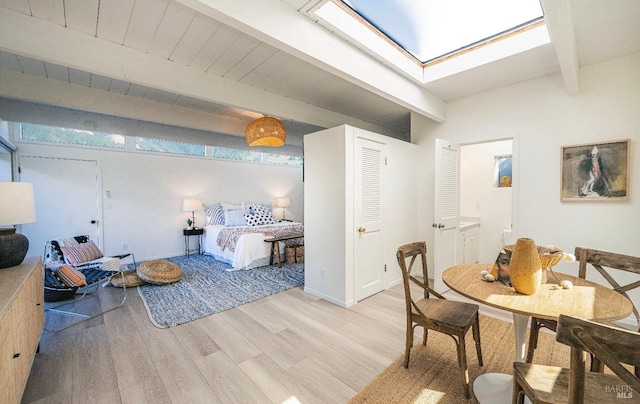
18, 166, 21, 173
384, 157, 387, 165
384, 264, 387, 272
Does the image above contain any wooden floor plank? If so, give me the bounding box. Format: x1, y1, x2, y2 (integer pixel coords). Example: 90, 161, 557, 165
24, 278, 413, 403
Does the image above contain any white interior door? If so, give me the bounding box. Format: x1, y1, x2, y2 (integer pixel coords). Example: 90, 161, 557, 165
18, 156, 100, 257
354, 136, 386, 301
433, 139, 461, 293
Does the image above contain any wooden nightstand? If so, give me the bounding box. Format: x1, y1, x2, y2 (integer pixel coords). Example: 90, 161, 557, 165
183, 228, 204, 256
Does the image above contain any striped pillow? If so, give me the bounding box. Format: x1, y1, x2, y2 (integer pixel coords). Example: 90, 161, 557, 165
61, 241, 103, 265
204, 203, 225, 226
56, 265, 87, 287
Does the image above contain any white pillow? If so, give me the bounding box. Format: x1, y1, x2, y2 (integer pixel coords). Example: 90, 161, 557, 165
224, 209, 250, 226
221, 202, 244, 211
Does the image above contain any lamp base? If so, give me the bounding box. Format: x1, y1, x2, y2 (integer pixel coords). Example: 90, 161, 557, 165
0, 228, 29, 269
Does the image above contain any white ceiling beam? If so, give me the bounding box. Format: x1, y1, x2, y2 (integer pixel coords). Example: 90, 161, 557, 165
0, 7, 394, 136
0, 69, 250, 137
177, 0, 447, 122
540, 0, 580, 95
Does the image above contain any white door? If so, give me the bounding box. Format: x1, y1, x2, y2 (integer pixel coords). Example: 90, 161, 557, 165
18, 156, 100, 257
354, 135, 386, 301
433, 139, 461, 293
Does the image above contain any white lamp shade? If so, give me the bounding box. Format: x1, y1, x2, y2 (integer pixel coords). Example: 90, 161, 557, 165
183, 198, 203, 212
0, 182, 36, 225
276, 197, 291, 208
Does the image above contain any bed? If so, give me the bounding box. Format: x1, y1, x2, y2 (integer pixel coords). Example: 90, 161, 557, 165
201, 202, 303, 271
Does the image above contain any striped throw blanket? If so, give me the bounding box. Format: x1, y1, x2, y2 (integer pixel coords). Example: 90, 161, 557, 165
216, 223, 304, 252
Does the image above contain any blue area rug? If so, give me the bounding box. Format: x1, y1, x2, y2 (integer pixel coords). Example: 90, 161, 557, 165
136, 255, 304, 328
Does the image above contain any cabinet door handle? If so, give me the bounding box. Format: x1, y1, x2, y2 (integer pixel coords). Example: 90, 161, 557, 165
13, 353, 20, 359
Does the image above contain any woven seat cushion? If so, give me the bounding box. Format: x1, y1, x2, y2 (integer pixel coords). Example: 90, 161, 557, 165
110, 269, 147, 288
137, 260, 183, 285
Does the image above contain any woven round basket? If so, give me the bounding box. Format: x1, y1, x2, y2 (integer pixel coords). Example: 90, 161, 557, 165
110, 269, 147, 288
503, 244, 563, 269
137, 260, 183, 285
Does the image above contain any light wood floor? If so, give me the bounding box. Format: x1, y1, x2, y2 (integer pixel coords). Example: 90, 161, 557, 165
23, 281, 415, 404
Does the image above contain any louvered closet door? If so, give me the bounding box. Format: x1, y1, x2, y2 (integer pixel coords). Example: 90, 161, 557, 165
433, 138, 461, 294
354, 135, 386, 302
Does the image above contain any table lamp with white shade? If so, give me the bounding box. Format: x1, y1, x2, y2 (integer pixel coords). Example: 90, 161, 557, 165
183, 198, 203, 229
0, 182, 36, 269
277, 197, 291, 221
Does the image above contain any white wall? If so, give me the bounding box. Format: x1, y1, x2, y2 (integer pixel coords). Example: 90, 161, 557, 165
460, 140, 513, 262
413, 52, 640, 309
14, 139, 303, 261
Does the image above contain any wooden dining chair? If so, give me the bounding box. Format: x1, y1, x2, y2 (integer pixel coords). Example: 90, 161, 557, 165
396, 241, 483, 399
514, 314, 640, 403
526, 247, 640, 373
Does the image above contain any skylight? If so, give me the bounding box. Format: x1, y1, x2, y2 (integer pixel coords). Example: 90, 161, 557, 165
339, 0, 545, 64
308, 0, 549, 83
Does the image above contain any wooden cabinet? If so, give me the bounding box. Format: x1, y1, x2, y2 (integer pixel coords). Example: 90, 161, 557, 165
0, 257, 44, 404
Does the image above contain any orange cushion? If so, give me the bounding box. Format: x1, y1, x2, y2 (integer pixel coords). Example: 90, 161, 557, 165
56, 265, 87, 287
61, 241, 103, 265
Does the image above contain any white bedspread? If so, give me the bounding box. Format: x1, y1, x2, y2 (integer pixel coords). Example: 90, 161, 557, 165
203, 222, 303, 271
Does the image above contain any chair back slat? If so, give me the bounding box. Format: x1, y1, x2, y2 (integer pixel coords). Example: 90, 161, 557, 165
556, 314, 640, 401
396, 242, 439, 329
575, 247, 640, 331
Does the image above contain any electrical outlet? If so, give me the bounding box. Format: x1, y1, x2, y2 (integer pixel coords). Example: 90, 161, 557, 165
122, 243, 128, 251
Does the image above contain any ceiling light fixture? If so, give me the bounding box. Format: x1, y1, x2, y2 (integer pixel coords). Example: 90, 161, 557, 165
245, 116, 286, 147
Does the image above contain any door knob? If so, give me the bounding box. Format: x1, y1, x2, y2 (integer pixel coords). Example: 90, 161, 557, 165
438, 223, 445, 229
432, 223, 437, 228
358, 227, 366, 233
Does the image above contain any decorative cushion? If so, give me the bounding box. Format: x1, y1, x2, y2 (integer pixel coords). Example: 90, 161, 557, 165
245, 205, 276, 226
220, 202, 244, 211
224, 208, 251, 226
56, 265, 88, 287
204, 203, 225, 226
137, 260, 183, 285
60, 241, 103, 265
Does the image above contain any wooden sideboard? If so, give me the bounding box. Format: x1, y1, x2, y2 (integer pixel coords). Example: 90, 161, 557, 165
0, 257, 44, 404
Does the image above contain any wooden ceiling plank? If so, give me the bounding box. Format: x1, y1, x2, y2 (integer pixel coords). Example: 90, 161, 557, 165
64, 0, 99, 36
123, 0, 170, 52
170, 13, 220, 65
108, 78, 132, 95
0, 51, 22, 71
89, 74, 111, 91
97, 0, 135, 45
239, 50, 294, 87
207, 34, 261, 77
189, 24, 240, 71
16, 55, 45, 76
223, 42, 278, 82
69, 68, 90, 86
148, 1, 197, 59
43, 62, 69, 82
28, 0, 64, 26
0, 0, 31, 15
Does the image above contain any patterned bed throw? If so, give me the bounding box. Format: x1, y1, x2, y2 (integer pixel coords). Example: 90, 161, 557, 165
217, 223, 304, 252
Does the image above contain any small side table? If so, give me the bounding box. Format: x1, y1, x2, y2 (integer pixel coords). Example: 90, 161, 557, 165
183, 228, 204, 257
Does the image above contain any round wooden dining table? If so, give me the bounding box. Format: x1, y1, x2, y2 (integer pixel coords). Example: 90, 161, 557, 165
442, 263, 633, 404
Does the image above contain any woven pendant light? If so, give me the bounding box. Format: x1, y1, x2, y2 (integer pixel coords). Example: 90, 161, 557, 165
245, 116, 286, 146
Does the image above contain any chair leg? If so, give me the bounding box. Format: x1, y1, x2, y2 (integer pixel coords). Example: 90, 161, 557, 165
423, 327, 428, 346
526, 319, 540, 363
512, 372, 525, 404
472, 313, 483, 366
404, 322, 414, 368
456, 334, 471, 399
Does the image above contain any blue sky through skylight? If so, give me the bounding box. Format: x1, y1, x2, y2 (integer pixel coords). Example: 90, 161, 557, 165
340, 0, 544, 63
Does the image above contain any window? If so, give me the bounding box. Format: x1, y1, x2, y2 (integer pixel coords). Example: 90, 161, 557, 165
21, 123, 125, 148
19, 123, 302, 167
135, 137, 205, 156
495, 155, 512, 187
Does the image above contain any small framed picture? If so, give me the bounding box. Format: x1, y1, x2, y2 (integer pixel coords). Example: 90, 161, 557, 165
561, 139, 630, 201
491, 251, 511, 286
